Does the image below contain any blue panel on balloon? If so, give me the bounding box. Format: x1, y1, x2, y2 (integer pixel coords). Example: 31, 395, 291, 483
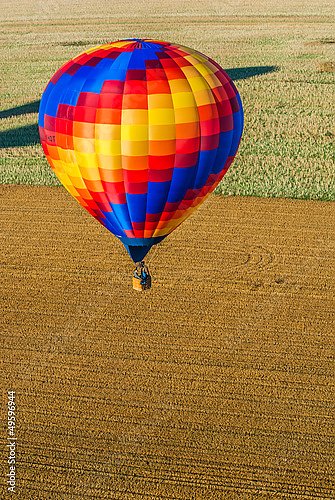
211, 130, 234, 174
126, 193, 147, 223
230, 114, 243, 156
76, 67, 103, 93
104, 210, 126, 234
194, 149, 218, 189
60, 88, 80, 106
38, 82, 54, 126
44, 73, 72, 116
81, 59, 115, 92
128, 48, 159, 69
168, 166, 197, 203
102, 214, 126, 237
111, 51, 133, 71
170, 166, 197, 189
109, 203, 133, 231
146, 181, 171, 214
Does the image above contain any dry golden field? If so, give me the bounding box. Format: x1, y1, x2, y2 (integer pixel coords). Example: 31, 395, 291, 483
1, 186, 334, 498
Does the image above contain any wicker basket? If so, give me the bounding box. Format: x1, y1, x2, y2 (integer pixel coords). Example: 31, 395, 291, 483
132, 262, 151, 291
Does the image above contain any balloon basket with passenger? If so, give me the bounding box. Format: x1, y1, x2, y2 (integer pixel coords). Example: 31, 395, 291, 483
132, 261, 151, 291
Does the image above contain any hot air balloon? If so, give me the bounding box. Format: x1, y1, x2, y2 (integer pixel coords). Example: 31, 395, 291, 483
39, 38, 243, 289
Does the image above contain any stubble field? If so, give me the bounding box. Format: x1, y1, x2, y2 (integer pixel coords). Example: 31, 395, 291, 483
1, 185, 334, 498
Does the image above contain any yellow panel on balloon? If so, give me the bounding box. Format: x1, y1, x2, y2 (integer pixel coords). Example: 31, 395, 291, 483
79, 166, 101, 181
171, 92, 196, 109
193, 89, 215, 106
73, 137, 95, 154
148, 108, 175, 125
96, 154, 122, 170
149, 124, 176, 140
95, 140, 120, 156
202, 72, 222, 89
68, 175, 88, 189
121, 124, 148, 141
180, 65, 202, 79
121, 140, 148, 156
187, 76, 210, 92
58, 147, 76, 164
74, 151, 99, 168
169, 79, 192, 93
148, 94, 174, 108
65, 183, 81, 198
122, 109, 148, 125
193, 63, 212, 77
62, 162, 82, 178
174, 107, 198, 123
95, 124, 121, 141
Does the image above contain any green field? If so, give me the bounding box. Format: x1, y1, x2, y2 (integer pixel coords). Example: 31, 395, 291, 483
0, 0, 334, 200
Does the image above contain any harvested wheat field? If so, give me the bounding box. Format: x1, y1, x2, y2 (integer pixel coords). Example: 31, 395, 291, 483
0, 185, 334, 498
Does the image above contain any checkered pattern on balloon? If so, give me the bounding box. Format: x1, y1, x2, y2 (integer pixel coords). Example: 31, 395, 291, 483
39, 39, 243, 289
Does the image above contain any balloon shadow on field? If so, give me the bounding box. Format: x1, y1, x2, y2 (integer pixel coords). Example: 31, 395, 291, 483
0, 100, 40, 119
225, 65, 278, 80
0, 66, 278, 148
0, 124, 39, 148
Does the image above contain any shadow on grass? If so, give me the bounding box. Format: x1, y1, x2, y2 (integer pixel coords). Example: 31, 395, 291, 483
0, 66, 278, 148
225, 65, 278, 80
0, 124, 39, 148
0, 100, 40, 119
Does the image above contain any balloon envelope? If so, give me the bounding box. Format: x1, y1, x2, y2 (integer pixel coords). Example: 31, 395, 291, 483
39, 39, 243, 262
